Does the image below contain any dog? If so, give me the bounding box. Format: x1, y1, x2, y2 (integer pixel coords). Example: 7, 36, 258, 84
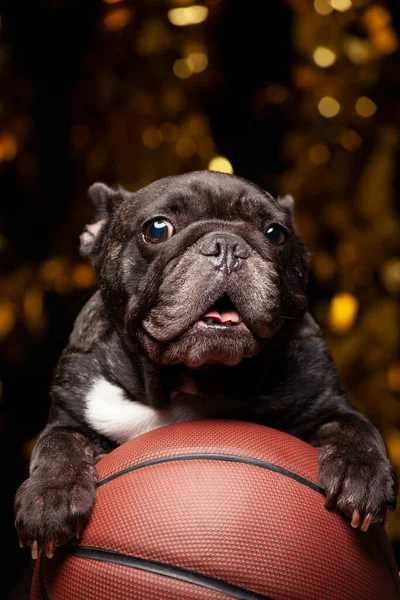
15, 170, 397, 560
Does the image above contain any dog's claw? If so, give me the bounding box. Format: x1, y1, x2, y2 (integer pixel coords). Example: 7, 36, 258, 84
18, 531, 25, 548
360, 513, 373, 532
45, 541, 55, 559
31, 541, 39, 560
351, 509, 360, 528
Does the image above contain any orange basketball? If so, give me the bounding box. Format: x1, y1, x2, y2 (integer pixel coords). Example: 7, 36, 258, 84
31, 420, 400, 600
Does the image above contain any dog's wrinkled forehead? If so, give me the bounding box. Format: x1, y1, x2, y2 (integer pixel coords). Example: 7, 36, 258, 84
128, 171, 287, 228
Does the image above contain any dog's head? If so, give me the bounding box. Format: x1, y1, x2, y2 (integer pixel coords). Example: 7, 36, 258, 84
81, 171, 308, 368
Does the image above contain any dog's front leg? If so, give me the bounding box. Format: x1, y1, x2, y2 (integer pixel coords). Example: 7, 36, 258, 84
307, 412, 397, 531
15, 427, 98, 559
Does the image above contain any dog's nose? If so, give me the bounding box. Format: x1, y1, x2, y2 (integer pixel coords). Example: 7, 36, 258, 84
199, 233, 249, 274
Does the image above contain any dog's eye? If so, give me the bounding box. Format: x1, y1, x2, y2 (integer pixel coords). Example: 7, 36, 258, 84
265, 225, 287, 246
143, 219, 174, 244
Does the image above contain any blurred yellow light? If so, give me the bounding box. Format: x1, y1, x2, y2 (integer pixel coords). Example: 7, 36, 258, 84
188, 114, 208, 136
0, 133, 18, 161
142, 127, 162, 149
187, 52, 208, 73
388, 364, 400, 392
313, 0, 333, 15
176, 137, 196, 158
344, 37, 370, 65
372, 28, 399, 56
167, 6, 209, 26
318, 97, 340, 118
312, 252, 336, 282
41, 258, 66, 282
313, 47, 336, 68
23, 288, 43, 321
103, 0, 124, 3
329, 292, 358, 334
72, 264, 96, 289
330, 0, 352, 12
308, 144, 330, 165
340, 129, 362, 151
355, 96, 377, 117
208, 156, 233, 174
183, 41, 206, 56
0, 300, 15, 338
103, 8, 133, 31
381, 259, 400, 295
162, 85, 185, 113
54, 276, 73, 295
363, 6, 391, 32
173, 58, 192, 79
387, 363, 400, 392
160, 122, 179, 143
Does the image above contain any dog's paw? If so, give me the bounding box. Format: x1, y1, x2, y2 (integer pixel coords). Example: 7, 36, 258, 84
15, 464, 97, 559
318, 444, 397, 532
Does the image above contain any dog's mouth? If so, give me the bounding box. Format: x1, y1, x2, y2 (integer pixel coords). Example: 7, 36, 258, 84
195, 294, 248, 332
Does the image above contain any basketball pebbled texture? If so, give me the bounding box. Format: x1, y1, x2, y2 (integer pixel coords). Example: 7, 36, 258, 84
31, 419, 400, 600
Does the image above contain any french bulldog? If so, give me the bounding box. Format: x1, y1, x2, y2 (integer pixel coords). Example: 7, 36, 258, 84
15, 171, 397, 560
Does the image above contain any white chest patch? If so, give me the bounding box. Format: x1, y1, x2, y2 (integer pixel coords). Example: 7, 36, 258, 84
84, 378, 202, 445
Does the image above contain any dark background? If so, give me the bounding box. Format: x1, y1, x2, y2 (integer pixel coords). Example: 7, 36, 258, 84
1, 0, 400, 596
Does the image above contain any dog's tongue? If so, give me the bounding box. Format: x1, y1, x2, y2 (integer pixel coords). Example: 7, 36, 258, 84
203, 310, 241, 323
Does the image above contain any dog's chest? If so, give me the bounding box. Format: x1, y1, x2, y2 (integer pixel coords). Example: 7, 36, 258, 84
84, 377, 212, 445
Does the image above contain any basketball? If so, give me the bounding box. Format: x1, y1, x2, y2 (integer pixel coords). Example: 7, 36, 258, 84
31, 420, 400, 600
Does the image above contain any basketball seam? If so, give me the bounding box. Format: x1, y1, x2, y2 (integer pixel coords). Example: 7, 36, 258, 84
68, 545, 274, 600
97, 453, 326, 495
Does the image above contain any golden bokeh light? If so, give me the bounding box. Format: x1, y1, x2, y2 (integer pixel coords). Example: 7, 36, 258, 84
318, 97, 341, 118
103, 0, 125, 4
142, 127, 163, 149
176, 137, 196, 158
187, 52, 208, 73
329, 292, 359, 334
372, 28, 399, 56
208, 156, 233, 174
0, 133, 18, 161
363, 5, 391, 32
308, 143, 330, 165
388, 364, 400, 392
103, 8, 133, 31
313, 47, 337, 68
340, 129, 362, 151
167, 6, 209, 26
355, 96, 377, 117
344, 37, 371, 65
313, 0, 333, 16
160, 122, 179, 143
381, 259, 400, 296
173, 58, 192, 79
72, 264, 96, 289
330, 0, 352, 12
40, 258, 67, 282
0, 300, 16, 339
23, 288, 43, 322
312, 252, 336, 282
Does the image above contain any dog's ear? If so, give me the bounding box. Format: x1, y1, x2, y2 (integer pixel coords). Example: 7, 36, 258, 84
277, 194, 294, 215
80, 183, 124, 258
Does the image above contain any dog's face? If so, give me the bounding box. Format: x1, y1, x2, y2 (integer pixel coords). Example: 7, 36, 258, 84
81, 171, 308, 367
